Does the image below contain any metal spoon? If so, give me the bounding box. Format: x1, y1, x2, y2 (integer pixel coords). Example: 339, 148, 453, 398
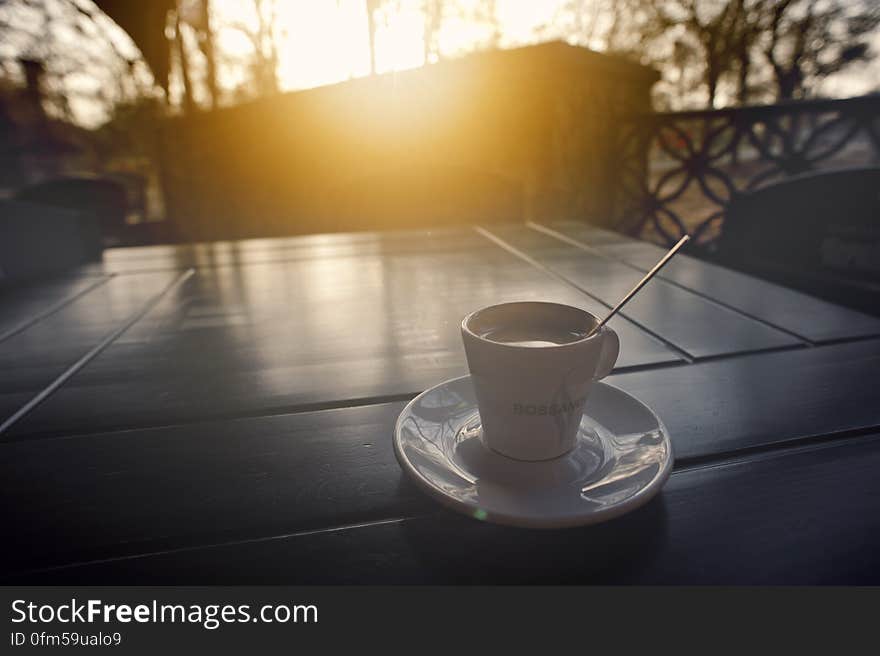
587, 235, 691, 338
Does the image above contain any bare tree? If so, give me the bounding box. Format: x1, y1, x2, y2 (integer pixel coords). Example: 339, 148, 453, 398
477, 0, 501, 49
762, 0, 880, 100
562, 0, 606, 48
196, 0, 218, 109
648, 1, 748, 108
253, 0, 280, 95
423, 0, 444, 64
365, 0, 380, 74
221, 0, 281, 96
731, 1, 758, 104
173, 3, 195, 113
626, 0, 880, 106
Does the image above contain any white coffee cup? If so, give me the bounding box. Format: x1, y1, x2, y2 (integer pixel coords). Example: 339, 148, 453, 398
461, 301, 619, 461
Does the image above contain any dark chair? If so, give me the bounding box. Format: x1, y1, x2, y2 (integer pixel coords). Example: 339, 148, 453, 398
0, 199, 100, 283
15, 176, 129, 252
718, 168, 880, 315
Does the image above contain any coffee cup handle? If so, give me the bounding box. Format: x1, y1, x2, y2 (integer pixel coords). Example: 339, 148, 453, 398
593, 326, 619, 380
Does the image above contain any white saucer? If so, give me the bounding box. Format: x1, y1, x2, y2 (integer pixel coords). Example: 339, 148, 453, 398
394, 375, 673, 529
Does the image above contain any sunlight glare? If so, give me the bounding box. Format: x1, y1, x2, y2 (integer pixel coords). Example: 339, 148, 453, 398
211, 0, 567, 93
373, 0, 426, 72
274, 0, 371, 88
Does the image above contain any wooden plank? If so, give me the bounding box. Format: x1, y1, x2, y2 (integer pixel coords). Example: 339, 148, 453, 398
542, 220, 880, 343
0, 275, 110, 342
11, 433, 880, 584
0, 272, 181, 423
611, 338, 880, 461
0, 275, 112, 420
2, 339, 879, 576
7, 238, 680, 437
482, 224, 800, 358
0, 402, 428, 575
94, 227, 499, 273
0, 391, 37, 431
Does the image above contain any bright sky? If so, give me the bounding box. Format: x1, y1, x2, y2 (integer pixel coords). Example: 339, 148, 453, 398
191, 0, 880, 109
210, 0, 568, 93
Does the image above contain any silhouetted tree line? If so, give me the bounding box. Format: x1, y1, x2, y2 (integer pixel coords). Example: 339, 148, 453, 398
560, 0, 880, 107
1, 0, 879, 122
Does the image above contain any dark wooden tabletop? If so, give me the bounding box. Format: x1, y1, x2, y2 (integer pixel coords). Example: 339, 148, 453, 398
3, 221, 880, 584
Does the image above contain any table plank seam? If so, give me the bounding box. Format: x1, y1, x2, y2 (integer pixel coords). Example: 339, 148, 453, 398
98, 243, 497, 275
809, 333, 880, 347
527, 221, 821, 347
473, 225, 695, 363
688, 342, 808, 363
0, 269, 195, 437
0, 347, 777, 443
0, 274, 115, 344
683, 334, 880, 361
0, 390, 422, 443
2, 515, 422, 581
673, 425, 880, 471
12, 431, 880, 580
5, 336, 878, 442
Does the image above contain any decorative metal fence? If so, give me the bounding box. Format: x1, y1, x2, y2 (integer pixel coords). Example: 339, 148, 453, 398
611, 95, 880, 248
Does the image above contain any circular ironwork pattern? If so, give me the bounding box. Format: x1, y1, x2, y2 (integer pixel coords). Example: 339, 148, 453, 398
611, 96, 880, 248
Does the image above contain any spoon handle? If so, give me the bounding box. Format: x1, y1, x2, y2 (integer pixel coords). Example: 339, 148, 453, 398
587, 235, 691, 337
